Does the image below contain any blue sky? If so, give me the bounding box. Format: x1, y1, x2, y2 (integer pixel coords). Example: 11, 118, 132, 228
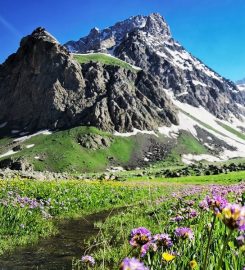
0, 0, 244, 81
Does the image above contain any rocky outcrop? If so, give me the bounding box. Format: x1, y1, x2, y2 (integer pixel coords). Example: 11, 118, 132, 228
77, 134, 112, 150
0, 27, 178, 134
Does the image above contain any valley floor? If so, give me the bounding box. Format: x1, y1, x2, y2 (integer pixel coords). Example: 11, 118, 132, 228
0, 172, 244, 269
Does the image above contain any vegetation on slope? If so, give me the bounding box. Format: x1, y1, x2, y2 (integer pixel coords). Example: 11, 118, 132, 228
216, 120, 245, 141
73, 53, 140, 72
6, 127, 135, 173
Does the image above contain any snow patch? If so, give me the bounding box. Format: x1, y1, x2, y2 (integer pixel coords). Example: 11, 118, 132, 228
0, 122, 7, 128
192, 80, 208, 87
0, 150, 18, 159
14, 130, 52, 142
237, 84, 245, 91
182, 154, 221, 165
26, 144, 35, 149
114, 128, 157, 137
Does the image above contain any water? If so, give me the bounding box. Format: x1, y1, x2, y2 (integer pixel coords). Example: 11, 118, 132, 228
0, 209, 119, 270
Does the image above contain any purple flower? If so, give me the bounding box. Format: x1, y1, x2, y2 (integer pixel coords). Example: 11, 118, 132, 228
236, 234, 245, 247
81, 255, 95, 267
189, 209, 198, 218
221, 204, 245, 231
129, 227, 151, 247
140, 242, 157, 257
152, 233, 173, 248
175, 227, 194, 240
120, 258, 148, 270
206, 196, 227, 215
199, 199, 209, 210
170, 215, 184, 223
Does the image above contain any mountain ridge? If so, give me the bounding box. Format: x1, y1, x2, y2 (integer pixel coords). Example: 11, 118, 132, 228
65, 13, 245, 121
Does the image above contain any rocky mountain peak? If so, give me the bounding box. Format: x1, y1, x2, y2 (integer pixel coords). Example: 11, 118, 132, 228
144, 13, 171, 36
20, 27, 59, 48
89, 27, 100, 36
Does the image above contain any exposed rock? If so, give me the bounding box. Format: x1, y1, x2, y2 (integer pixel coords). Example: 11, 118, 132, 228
0, 27, 178, 134
77, 134, 112, 150
0, 158, 33, 171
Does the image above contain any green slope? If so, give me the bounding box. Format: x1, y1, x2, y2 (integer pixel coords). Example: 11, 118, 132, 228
0, 127, 136, 173
73, 53, 140, 72
216, 120, 245, 141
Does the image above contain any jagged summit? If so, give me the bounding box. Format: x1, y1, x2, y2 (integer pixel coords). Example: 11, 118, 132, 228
20, 27, 60, 47
64, 13, 170, 54
143, 13, 171, 36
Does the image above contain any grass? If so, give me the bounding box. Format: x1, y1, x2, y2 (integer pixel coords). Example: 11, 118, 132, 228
1, 126, 136, 173
73, 53, 139, 73
127, 170, 245, 184
216, 120, 245, 141
0, 174, 244, 268
74, 181, 245, 269
0, 178, 169, 255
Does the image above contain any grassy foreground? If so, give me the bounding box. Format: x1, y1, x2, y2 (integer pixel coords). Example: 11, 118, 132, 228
75, 180, 245, 270
0, 178, 173, 255
0, 172, 244, 269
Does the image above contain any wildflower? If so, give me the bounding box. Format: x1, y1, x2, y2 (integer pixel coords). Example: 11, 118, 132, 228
140, 242, 157, 257
170, 215, 184, 222
119, 257, 148, 270
153, 233, 173, 248
189, 209, 198, 218
199, 199, 208, 210
81, 255, 95, 267
206, 195, 228, 215
162, 252, 175, 262
221, 204, 245, 230
189, 260, 198, 269
175, 227, 194, 240
236, 234, 245, 247
129, 227, 151, 247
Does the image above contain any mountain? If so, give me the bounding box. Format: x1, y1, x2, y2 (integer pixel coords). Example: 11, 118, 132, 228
65, 13, 245, 120
0, 27, 178, 134
0, 14, 245, 172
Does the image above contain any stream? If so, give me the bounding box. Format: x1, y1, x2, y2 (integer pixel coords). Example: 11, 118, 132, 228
0, 208, 119, 270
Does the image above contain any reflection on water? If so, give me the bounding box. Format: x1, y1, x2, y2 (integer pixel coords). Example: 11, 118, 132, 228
0, 209, 118, 270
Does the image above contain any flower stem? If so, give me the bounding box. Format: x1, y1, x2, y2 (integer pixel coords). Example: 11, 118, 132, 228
202, 215, 216, 270
216, 229, 233, 270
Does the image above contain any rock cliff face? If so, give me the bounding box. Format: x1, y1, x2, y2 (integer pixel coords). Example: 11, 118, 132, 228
66, 13, 245, 121
0, 27, 178, 134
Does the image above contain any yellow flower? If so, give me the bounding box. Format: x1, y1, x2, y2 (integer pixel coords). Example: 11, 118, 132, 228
189, 260, 198, 269
162, 252, 175, 262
